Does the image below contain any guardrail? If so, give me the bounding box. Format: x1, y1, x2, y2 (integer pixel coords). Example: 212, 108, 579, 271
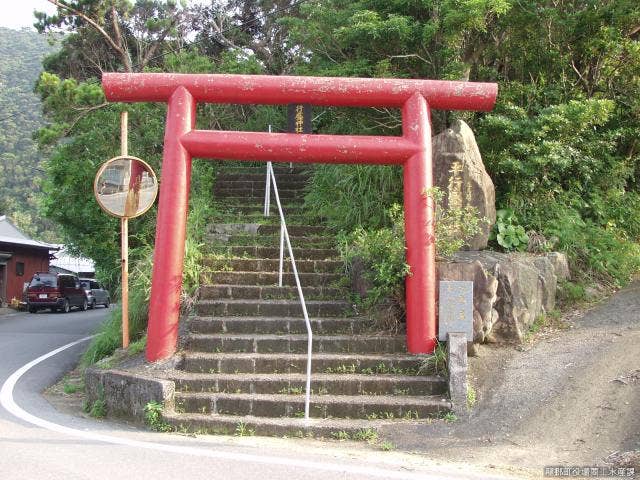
263, 159, 312, 421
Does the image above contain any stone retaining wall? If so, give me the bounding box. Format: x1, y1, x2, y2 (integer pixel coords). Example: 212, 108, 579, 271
439, 251, 570, 343
85, 368, 174, 423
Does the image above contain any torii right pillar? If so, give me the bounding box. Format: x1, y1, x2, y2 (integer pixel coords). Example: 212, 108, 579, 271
402, 93, 436, 352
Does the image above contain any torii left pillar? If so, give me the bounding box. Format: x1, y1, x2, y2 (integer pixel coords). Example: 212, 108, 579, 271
102, 73, 497, 362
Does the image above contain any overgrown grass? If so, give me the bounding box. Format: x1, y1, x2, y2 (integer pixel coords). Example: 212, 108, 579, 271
84, 385, 106, 418
234, 421, 255, 437
442, 412, 458, 423
556, 280, 588, 307
87, 398, 106, 418
337, 192, 483, 316
63, 381, 83, 395
144, 401, 172, 432
305, 164, 403, 231
337, 205, 409, 309
418, 341, 448, 375
524, 310, 566, 342
466, 384, 477, 409
544, 205, 640, 287
81, 245, 153, 366
306, 117, 640, 305
353, 428, 378, 443
128, 335, 147, 355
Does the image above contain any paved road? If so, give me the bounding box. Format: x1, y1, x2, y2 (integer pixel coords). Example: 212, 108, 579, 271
0, 308, 512, 480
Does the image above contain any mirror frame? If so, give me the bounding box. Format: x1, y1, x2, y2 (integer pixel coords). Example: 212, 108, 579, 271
93, 155, 158, 219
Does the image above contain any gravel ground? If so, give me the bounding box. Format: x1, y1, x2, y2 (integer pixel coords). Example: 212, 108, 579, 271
381, 281, 640, 478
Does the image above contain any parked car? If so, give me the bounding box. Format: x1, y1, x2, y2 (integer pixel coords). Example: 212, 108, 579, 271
26, 272, 88, 313
79, 278, 110, 309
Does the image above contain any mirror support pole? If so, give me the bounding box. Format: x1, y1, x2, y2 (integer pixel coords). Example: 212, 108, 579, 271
93, 112, 158, 352
121, 217, 129, 348
120, 111, 129, 349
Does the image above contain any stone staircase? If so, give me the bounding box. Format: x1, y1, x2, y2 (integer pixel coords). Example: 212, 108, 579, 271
161, 162, 451, 437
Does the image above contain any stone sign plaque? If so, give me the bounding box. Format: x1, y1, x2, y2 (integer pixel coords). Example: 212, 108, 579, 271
438, 281, 473, 341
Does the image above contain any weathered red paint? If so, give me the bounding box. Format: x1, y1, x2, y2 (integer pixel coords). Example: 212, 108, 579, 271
402, 94, 437, 352
124, 159, 145, 217
101, 72, 497, 362
146, 86, 195, 361
181, 131, 414, 165
103, 73, 497, 111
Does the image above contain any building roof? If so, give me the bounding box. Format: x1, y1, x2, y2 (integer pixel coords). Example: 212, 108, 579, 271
0, 215, 59, 251
50, 245, 95, 274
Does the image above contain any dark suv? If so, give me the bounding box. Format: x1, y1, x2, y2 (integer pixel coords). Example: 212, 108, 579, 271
27, 272, 88, 313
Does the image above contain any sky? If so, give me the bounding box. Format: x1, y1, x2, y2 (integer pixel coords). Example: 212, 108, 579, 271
0, 0, 56, 30
0, 1, 211, 30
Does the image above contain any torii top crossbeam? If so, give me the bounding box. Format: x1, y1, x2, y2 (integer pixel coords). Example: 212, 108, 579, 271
102, 72, 497, 362
104, 73, 496, 109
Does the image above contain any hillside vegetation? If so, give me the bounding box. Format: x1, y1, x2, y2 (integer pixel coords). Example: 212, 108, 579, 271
0, 27, 60, 241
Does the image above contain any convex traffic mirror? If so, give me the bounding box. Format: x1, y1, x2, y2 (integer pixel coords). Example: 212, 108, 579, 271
94, 156, 158, 218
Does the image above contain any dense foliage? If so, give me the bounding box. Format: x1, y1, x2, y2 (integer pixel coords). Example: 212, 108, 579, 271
295, 0, 640, 286
0, 27, 60, 240
36, 72, 163, 280
35, 0, 192, 76
37, 51, 221, 362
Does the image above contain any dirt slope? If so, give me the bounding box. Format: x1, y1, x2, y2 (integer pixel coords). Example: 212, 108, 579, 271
381, 281, 640, 478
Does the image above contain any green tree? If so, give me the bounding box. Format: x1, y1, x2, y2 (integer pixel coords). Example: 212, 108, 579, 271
36, 73, 163, 278
476, 0, 640, 283
190, 0, 307, 74
34, 47, 277, 282
36, 0, 190, 76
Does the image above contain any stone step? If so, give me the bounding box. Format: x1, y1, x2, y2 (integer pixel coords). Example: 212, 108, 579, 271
258, 224, 327, 236
174, 392, 449, 420
181, 352, 425, 375
216, 196, 306, 205
194, 299, 352, 317
212, 214, 311, 224
185, 333, 407, 355
218, 204, 307, 215
161, 412, 417, 438
199, 284, 344, 301
219, 164, 312, 174
214, 188, 306, 200
187, 316, 376, 335
206, 223, 328, 238
201, 271, 342, 287
214, 181, 308, 191
208, 234, 334, 248
168, 371, 447, 396
216, 173, 310, 183
202, 258, 342, 274
206, 245, 339, 260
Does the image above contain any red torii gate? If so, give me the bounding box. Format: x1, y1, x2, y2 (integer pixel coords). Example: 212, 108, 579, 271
102, 73, 497, 362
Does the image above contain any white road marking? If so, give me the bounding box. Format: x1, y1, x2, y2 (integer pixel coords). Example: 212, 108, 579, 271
0, 336, 503, 480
